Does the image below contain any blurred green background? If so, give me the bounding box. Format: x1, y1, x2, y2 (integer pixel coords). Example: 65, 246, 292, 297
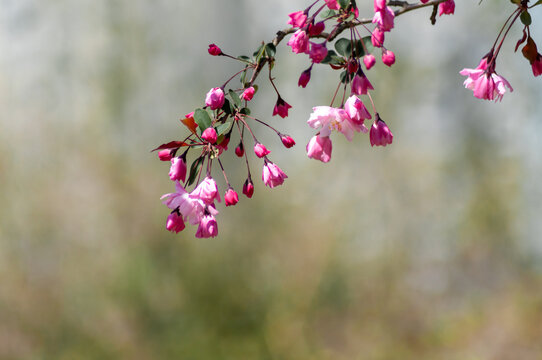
1, 1, 542, 359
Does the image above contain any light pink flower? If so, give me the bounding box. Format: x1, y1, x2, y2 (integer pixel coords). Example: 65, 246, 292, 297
363, 54, 376, 70
208, 44, 222, 56
309, 42, 328, 64
281, 135, 296, 148
372, 7, 395, 32
298, 68, 311, 88
439, 0, 455, 16
344, 95, 371, 126
243, 179, 254, 198
351, 73, 374, 95
371, 27, 385, 48
306, 135, 332, 163
370, 116, 393, 147
273, 97, 292, 118
254, 143, 271, 158
241, 87, 255, 101
262, 162, 288, 188
307, 106, 365, 141
205, 87, 225, 110
195, 215, 218, 238
325, 0, 340, 10
460, 59, 513, 102
158, 149, 173, 161
287, 29, 309, 54
307, 106, 337, 133
169, 156, 187, 182
382, 50, 396, 67
191, 176, 221, 204
161, 181, 206, 225
287, 11, 307, 28
166, 212, 185, 233
224, 188, 239, 207
201, 127, 217, 144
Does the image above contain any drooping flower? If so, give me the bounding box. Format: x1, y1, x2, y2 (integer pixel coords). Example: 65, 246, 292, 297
439, 0, 455, 16
344, 95, 371, 126
161, 181, 206, 225
205, 87, 225, 110
166, 212, 185, 233
254, 143, 271, 158
370, 114, 394, 147
531, 54, 542, 76
158, 149, 173, 161
241, 86, 255, 101
273, 97, 292, 118
371, 26, 385, 48
287, 11, 307, 28
242, 178, 254, 198
195, 215, 218, 238
307, 106, 365, 141
169, 156, 187, 182
280, 135, 296, 148
287, 29, 309, 54
201, 127, 217, 144
208, 44, 222, 56
372, 7, 395, 32
306, 135, 332, 163
309, 42, 328, 64
374, 0, 387, 12
224, 188, 239, 207
351, 72, 374, 95
460, 58, 513, 102
308, 21, 325, 37
235, 142, 244, 157
262, 161, 288, 188
382, 50, 396, 67
298, 68, 311, 88
191, 177, 221, 204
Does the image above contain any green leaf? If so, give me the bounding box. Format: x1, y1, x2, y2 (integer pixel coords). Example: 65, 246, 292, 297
338, 0, 349, 9
237, 55, 251, 62
265, 43, 276, 57
216, 122, 232, 136
194, 109, 212, 132
186, 157, 205, 187
520, 11, 532, 26
221, 98, 234, 115
339, 70, 351, 84
228, 89, 241, 108
334, 38, 351, 57
239, 107, 251, 116
252, 44, 264, 57
320, 9, 336, 18
321, 49, 336, 64
362, 36, 373, 55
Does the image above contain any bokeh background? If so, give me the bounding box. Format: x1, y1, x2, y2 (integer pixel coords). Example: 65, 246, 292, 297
1, 0, 542, 359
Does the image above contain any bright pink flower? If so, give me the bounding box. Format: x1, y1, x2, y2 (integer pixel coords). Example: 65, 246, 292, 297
281, 135, 296, 148
185, 111, 195, 119
235, 143, 244, 157
273, 97, 292, 118
158, 149, 173, 161
298, 68, 311, 88
166, 212, 185, 233
208, 44, 222, 56
161, 181, 206, 225
217, 135, 229, 152
205, 87, 225, 110
308, 21, 325, 37
370, 116, 393, 147
287, 29, 309, 54
420, 0, 430, 3
191, 176, 221, 204
531, 54, 542, 76
241, 87, 255, 101
169, 156, 187, 182
371, 27, 385, 48
201, 127, 217, 144
262, 161, 287, 188
382, 50, 396, 67
374, 0, 387, 12
439, 0, 455, 16
287, 11, 307, 28
363, 54, 376, 70
344, 95, 371, 126
325, 0, 340, 10
243, 179, 254, 198
351, 73, 374, 95
306, 135, 332, 163
195, 215, 218, 238
254, 143, 271, 158
224, 188, 239, 207
372, 7, 395, 32
309, 42, 328, 64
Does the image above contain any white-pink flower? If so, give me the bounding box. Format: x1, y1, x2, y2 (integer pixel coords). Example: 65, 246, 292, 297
262, 161, 288, 188
191, 176, 221, 205
460, 58, 513, 102
344, 95, 371, 127
306, 135, 332, 163
161, 181, 206, 225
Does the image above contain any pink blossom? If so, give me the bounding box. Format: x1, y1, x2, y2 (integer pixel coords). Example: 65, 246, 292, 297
217, 135, 230, 152
351, 73, 374, 95
201, 127, 217, 144
161, 181, 206, 225
460, 60, 513, 102
169, 156, 187, 182
371, 27, 385, 48
262, 162, 288, 188
347, 59, 359, 74
273, 97, 292, 118
281, 135, 296, 148
205, 87, 225, 110
306, 135, 332, 163
363, 54, 376, 70
307, 106, 338, 132
307, 106, 365, 141
374, 0, 387, 12
439, 0, 455, 16
287, 29, 309, 54
532, 54, 542, 76
372, 7, 395, 32
158, 150, 173, 161
185, 111, 195, 119
208, 44, 222, 56
325, 0, 340, 10
224, 188, 239, 207
298, 68, 311, 88
370, 116, 393, 147
308, 22, 325, 37
166, 212, 185, 233
191, 176, 221, 204
195, 215, 218, 238
382, 50, 396, 67
344, 95, 371, 126
309, 42, 328, 64
243, 179, 254, 198
241, 87, 255, 101
254, 143, 271, 158
235, 143, 244, 157
420, 0, 430, 3
287, 11, 307, 28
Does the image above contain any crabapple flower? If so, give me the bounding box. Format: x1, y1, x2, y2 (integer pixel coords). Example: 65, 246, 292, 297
241, 87, 255, 101
224, 188, 239, 207
191, 176, 221, 204
306, 135, 332, 163
460, 60, 513, 101
262, 161, 288, 188
382, 50, 396, 67
287, 29, 309, 54
307, 106, 365, 141
273, 97, 292, 118
281, 135, 296, 148
298, 68, 311, 88
351, 72, 374, 95
161, 181, 206, 225
201, 127, 217, 144
308, 21, 325, 37
169, 156, 187, 182
363, 54, 376, 70
254, 143, 271, 158
166, 212, 185, 233
531, 54, 542, 76
372, 7, 395, 32
158, 150, 173, 161
309, 42, 328, 64
195, 215, 218, 238
370, 115, 394, 147
208, 44, 222, 56
235, 143, 244, 157
243, 179, 254, 198
374, 0, 387, 12
439, 0, 455, 16
287, 11, 307, 28
205, 87, 225, 110
324, 0, 339, 10
344, 95, 371, 126
371, 27, 385, 48
420, 0, 430, 2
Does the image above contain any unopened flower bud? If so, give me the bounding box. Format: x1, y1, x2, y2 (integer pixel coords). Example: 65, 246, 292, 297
169, 156, 187, 182
280, 135, 296, 148
205, 87, 225, 110
166, 212, 185, 233
254, 143, 271, 158
371, 27, 385, 48
348, 59, 359, 74
158, 150, 173, 161
241, 87, 255, 101
298, 68, 311, 88
224, 188, 239, 206
235, 142, 244, 157
243, 179, 254, 198
363, 54, 376, 70
208, 44, 222, 56
382, 49, 395, 67
201, 127, 217, 144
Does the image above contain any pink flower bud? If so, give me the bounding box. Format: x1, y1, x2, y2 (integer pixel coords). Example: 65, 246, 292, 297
205, 87, 225, 110
374, 0, 387, 12
382, 50, 395, 67
185, 111, 195, 118
241, 87, 255, 101
273, 97, 292, 118
254, 143, 271, 158
195, 215, 218, 238
371, 27, 385, 48
324, 0, 340, 10
262, 161, 288, 188
438, 0, 455, 16
201, 127, 217, 144
532, 54, 542, 76
287, 29, 309, 54
242, 179, 254, 198
363, 54, 376, 70
158, 150, 173, 161
351, 73, 374, 96
298, 68, 311, 88
281, 135, 296, 148
344, 95, 371, 124
309, 42, 328, 64
224, 188, 239, 207
308, 21, 325, 37
287, 11, 307, 28
235, 143, 244, 157
306, 135, 332, 163
370, 115, 393, 147
348, 59, 359, 74
166, 212, 185, 233
169, 156, 187, 182
372, 7, 395, 32
208, 44, 222, 56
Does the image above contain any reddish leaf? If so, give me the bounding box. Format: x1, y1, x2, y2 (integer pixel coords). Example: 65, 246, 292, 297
151, 141, 188, 152
181, 116, 198, 134
522, 37, 538, 64
515, 29, 527, 53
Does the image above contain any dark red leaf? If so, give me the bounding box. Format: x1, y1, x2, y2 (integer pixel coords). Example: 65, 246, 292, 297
151, 141, 188, 152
